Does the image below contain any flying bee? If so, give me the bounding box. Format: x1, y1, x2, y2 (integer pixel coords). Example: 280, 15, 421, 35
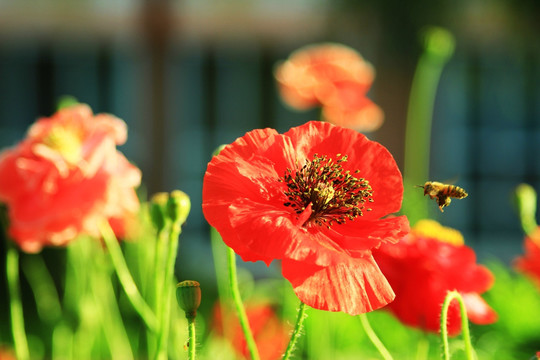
417, 181, 468, 212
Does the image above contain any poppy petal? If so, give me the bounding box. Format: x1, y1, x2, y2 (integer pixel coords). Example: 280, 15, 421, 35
281, 256, 395, 315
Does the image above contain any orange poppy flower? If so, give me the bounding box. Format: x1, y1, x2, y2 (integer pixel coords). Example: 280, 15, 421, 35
0, 104, 141, 252
275, 43, 383, 132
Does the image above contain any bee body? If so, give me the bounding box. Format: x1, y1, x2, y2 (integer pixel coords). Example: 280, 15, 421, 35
418, 181, 468, 212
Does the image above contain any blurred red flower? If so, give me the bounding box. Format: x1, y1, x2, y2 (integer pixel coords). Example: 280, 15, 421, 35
0, 104, 141, 252
212, 302, 291, 360
202, 121, 409, 314
274, 43, 383, 132
515, 227, 540, 289
373, 220, 497, 336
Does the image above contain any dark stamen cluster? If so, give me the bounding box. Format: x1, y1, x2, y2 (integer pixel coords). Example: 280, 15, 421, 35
278, 154, 373, 228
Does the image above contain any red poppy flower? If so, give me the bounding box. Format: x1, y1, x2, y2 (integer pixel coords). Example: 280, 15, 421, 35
373, 220, 497, 336
274, 43, 383, 132
0, 104, 141, 252
515, 227, 540, 289
202, 121, 409, 315
212, 302, 291, 360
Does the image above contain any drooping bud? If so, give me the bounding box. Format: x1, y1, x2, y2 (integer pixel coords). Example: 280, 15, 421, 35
56, 95, 80, 110
513, 183, 538, 236
150, 192, 169, 232
167, 190, 191, 228
176, 280, 201, 321
213, 144, 226, 157
422, 26, 455, 62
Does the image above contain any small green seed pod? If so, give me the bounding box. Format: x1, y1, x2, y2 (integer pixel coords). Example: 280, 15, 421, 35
176, 280, 201, 321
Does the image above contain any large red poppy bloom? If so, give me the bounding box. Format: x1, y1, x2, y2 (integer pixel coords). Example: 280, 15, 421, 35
202, 121, 409, 315
0, 104, 141, 252
515, 227, 540, 289
373, 220, 497, 336
274, 43, 383, 132
212, 302, 291, 360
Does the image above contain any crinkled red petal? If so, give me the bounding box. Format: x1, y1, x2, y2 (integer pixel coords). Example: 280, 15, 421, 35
281, 255, 395, 315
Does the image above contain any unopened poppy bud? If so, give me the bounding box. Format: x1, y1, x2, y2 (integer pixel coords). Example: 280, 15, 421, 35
167, 190, 191, 227
513, 183, 538, 235
176, 280, 201, 321
150, 192, 169, 232
422, 26, 455, 61
56, 95, 79, 110
213, 144, 226, 156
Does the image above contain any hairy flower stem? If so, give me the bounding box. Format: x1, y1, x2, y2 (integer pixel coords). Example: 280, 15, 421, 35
6, 244, 30, 360
440, 291, 475, 360
187, 318, 196, 360
359, 313, 394, 360
99, 220, 158, 333
226, 246, 260, 360
282, 302, 308, 360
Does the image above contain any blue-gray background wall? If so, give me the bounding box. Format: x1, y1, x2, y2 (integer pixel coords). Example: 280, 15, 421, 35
0, 0, 539, 282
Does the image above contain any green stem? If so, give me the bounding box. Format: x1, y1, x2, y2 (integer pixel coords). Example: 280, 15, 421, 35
155, 224, 182, 360
6, 243, 30, 360
402, 27, 455, 224
21, 254, 62, 324
187, 318, 196, 360
210, 228, 231, 338
359, 313, 393, 360
99, 220, 158, 332
227, 246, 260, 360
440, 291, 475, 360
282, 302, 308, 360
415, 334, 430, 360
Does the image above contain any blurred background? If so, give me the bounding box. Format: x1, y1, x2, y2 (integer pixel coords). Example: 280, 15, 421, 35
0, 0, 539, 282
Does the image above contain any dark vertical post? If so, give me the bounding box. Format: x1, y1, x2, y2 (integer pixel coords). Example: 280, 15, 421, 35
141, 0, 173, 194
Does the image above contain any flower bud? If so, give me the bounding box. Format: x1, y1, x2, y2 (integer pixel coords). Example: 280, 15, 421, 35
421, 26, 455, 61
513, 183, 538, 235
213, 144, 226, 156
56, 95, 80, 110
150, 192, 169, 232
176, 280, 201, 321
167, 190, 191, 228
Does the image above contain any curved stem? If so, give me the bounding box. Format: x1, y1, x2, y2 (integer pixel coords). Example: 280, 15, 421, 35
440, 291, 475, 360
402, 27, 455, 224
187, 318, 196, 360
99, 220, 158, 332
282, 302, 308, 360
227, 246, 260, 360
6, 244, 30, 360
359, 313, 393, 360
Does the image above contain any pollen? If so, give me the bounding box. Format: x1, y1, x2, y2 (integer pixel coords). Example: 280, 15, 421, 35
42, 124, 84, 164
279, 154, 373, 228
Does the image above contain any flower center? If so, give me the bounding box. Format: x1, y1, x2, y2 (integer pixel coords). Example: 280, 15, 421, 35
42, 124, 83, 164
279, 154, 373, 228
